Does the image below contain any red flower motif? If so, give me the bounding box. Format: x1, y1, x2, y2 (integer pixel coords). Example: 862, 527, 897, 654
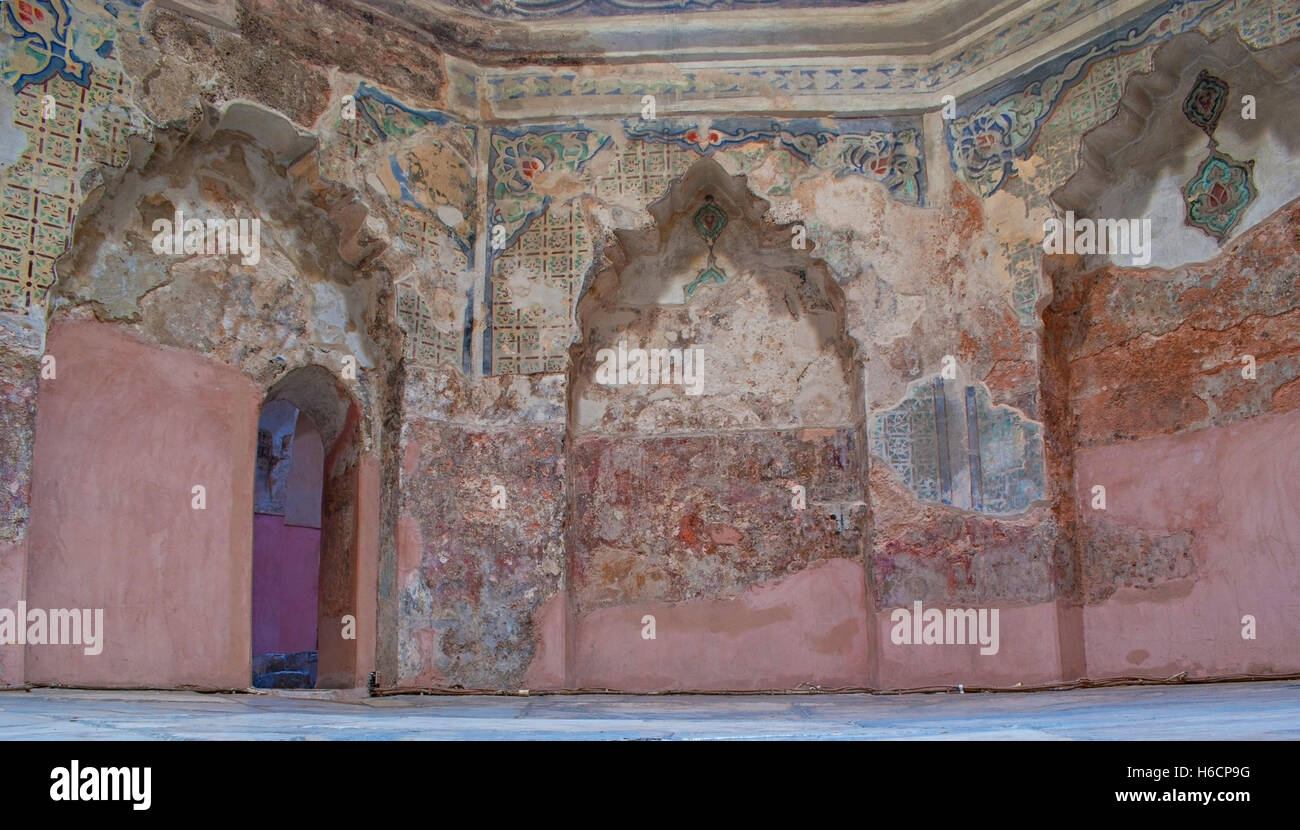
1206, 182, 1229, 210
520, 158, 544, 179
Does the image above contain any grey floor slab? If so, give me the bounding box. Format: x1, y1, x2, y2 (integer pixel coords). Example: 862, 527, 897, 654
0, 680, 1296, 740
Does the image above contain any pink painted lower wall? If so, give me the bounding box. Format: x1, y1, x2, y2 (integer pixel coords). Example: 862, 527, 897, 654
15, 323, 1297, 692
252, 513, 321, 656
873, 600, 1074, 689
571, 557, 872, 692
25, 320, 261, 688
1077, 409, 1300, 679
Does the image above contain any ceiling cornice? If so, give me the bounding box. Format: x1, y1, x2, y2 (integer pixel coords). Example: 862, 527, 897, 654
340, 0, 1068, 63
415, 0, 1175, 121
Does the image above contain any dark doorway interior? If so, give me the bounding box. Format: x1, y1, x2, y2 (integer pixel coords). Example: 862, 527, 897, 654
251, 400, 325, 689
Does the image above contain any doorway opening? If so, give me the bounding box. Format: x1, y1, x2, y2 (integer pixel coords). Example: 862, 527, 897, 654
252, 401, 325, 688
250, 365, 361, 689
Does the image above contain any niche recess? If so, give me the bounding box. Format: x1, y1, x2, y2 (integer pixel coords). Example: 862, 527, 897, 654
563, 158, 872, 690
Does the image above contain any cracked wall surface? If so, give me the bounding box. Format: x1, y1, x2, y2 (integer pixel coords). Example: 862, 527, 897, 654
1, 0, 1298, 691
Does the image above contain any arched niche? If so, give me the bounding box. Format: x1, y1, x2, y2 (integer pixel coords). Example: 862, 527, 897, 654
261, 365, 367, 689
24, 102, 388, 691
563, 157, 872, 691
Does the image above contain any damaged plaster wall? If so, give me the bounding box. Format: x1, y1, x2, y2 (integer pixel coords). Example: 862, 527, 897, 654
1, 0, 1298, 691
565, 158, 871, 690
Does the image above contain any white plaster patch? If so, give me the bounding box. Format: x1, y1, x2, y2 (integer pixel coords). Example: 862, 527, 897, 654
436, 204, 465, 227
310, 281, 350, 343
0, 92, 28, 170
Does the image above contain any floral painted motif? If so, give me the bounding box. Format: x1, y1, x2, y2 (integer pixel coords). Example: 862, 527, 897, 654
947, 0, 1225, 197
949, 95, 1044, 197
1184, 150, 1257, 241
494, 129, 609, 196
692, 200, 727, 243
354, 83, 454, 140
832, 129, 924, 205
1, 0, 113, 92
684, 265, 725, 300
1182, 69, 1229, 136
489, 127, 610, 248
628, 117, 926, 205
625, 117, 832, 162
686, 197, 728, 301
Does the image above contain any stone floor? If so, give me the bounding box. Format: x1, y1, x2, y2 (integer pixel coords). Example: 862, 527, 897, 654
0, 679, 1296, 740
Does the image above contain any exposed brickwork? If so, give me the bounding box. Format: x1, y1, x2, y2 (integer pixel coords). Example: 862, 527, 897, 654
571, 429, 866, 613
398, 420, 566, 689
0, 347, 37, 545
1049, 202, 1300, 447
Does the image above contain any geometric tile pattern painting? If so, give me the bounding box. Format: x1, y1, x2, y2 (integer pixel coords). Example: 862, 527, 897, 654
1002, 239, 1041, 328
1028, 46, 1158, 195
487, 127, 701, 376
489, 198, 593, 375
319, 92, 381, 186
871, 378, 1044, 516
487, 130, 698, 376
398, 202, 470, 273
870, 380, 941, 504
971, 384, 1045, 515
395, 283, 464, 369
588, 139, 697, 205
0, 70, 150, 311
484, 125, 605, 372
